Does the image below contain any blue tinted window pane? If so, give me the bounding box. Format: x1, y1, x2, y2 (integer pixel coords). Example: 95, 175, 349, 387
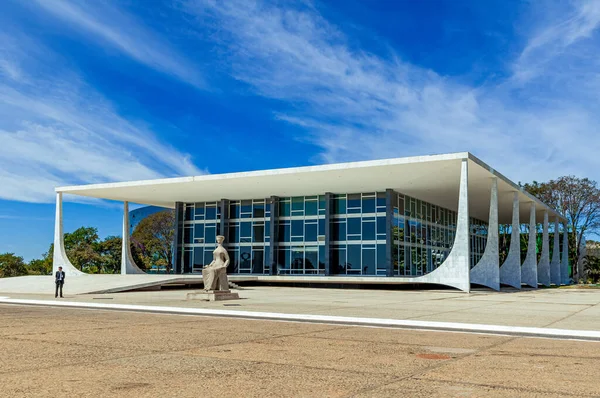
265, 221, 271, 237
205, 226, 216, 243
204, 250, 213, 267
240, 247, 251, 271
253, 224, 264, 243
333, 222, 346, 241
292, 220, 303, 236
194, 247, 203, 268
240, 222, 251, 239
305, 200, 318, 216
205, 207, 216, 220
195, 206, 205, 216
279, 224, 290, 242
230, 203, 240, 219
184, 250, 192, 272
277, 248, 290, 272
333, 197, 346, 214
185, 206, 193, 221
347, 244, 361, 273
347, 194, 361, 209
292, 248, 303, 271
377, 244, 387, 270
305, 223, 317, 241
377, 216, 386, 234
347, 218, 360, 235
292, 197, 304, 211
319, 196, 326, 210
362, 198, 376, 213
363, 248, 376, 275
279, 201, 290, 217
252, 250, 264, 274
241, 200, 252, 215
305, 248, 318, 271
377, 193, 386, 208
184, 227, 193, 243
194, 224, 204, 239
332, 248, 345, 274
319, 245, 325, 270
318, 218, 326, 236
363, 221, 376, 240
228, 225, 239, 243
253, 204, 265, 218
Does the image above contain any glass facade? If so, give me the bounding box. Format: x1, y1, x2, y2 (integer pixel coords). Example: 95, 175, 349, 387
177, 191, 488, 277
182, 202, 221, 273
392, 193, 457, 276
331, 193, 387, 275
276, 196, 326, 274
226, 199, 271, 274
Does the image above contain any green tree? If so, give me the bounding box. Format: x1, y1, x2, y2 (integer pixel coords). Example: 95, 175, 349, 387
27, 258, 52, 275
584, 255, 600, 284
64, 227, 102, 272
0, 253, 28, 277
522, 176, 600, 282
97, 236, 122, 274
131, 211, 175, 273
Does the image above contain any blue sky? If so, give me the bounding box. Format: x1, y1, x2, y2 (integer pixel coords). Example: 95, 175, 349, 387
1, 0, 599, 261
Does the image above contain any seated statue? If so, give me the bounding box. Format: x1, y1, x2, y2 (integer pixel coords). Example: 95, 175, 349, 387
202, 235, 230, 291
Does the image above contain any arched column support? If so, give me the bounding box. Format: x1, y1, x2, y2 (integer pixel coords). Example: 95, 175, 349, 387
470, 178, 499, 290
405, 159, 470, 292
521, 203, 538, 288
561, 222, 570, 285
499, 192, 521, 289
538, 210, 551, 287
121, 201, 146, 275
53, 192, 84, 277
550, 217, 561, 286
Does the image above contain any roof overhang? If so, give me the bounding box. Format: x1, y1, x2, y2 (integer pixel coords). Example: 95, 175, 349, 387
57, 152, 566, 224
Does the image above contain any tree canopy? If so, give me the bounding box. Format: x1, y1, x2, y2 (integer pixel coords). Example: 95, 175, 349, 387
0, 253, 28, 278
131, 211, 175, 273
522, 176, 600, 281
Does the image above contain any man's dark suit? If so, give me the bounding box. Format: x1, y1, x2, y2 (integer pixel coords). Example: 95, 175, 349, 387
55, 270, 65, 298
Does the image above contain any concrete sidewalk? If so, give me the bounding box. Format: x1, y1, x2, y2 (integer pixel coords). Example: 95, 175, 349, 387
2, 285, 600, 334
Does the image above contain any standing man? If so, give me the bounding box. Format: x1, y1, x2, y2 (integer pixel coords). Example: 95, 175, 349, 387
55, 266, 65, 298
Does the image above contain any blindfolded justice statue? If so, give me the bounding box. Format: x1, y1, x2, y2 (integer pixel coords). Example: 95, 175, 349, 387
202, 235, 230, 291
188, 235, 240, 301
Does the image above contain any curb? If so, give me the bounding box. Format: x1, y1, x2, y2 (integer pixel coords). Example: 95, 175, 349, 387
1, 298, 599, 341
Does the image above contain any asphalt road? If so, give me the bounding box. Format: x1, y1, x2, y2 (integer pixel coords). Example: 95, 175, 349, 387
1, 304, 599, 397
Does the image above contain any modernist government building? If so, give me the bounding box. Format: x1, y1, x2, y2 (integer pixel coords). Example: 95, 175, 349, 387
52, 153, 570, 292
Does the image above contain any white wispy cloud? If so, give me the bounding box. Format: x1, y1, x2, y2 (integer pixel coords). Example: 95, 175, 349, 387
0, 31, 202, 203
183, 0, 600, 183
32, 0, 205, 88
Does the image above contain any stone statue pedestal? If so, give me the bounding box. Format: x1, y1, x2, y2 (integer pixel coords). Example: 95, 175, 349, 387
186, 290, 240, 302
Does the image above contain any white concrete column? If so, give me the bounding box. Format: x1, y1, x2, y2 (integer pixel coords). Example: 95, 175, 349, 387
550, 217, 561, 285
561, 222, 570, 285
410, 159, 470, 292
121, 201, 146, 275
53, 192, 84, 276
499, 192, 521, 289
470, 178, 499, 290
538, 211, 551, 287
521, 202, 538, 288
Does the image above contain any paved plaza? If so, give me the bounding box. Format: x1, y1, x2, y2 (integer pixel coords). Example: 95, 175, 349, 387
2, 285, 600, 331
1, 303, 600, 397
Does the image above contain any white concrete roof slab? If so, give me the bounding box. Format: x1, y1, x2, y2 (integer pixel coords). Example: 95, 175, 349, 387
56, 152, 565, 224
